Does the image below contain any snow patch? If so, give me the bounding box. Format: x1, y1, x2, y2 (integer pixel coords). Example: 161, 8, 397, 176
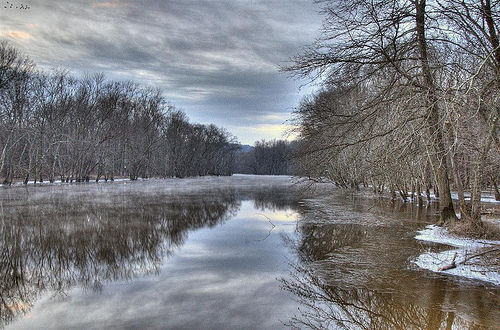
413, 225, 500, 285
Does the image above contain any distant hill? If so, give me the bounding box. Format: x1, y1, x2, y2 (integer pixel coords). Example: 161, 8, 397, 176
239, 144, 254, 153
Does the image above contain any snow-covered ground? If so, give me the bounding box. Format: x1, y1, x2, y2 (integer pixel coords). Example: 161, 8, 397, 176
449, 192, 500, 204
413, 225, 500, 285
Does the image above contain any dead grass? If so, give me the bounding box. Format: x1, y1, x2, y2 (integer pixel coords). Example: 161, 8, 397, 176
450, 219, 500, 240
448, 219, 500, 271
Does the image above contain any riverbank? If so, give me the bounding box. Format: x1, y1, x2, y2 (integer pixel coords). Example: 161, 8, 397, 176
295, 179, 500, 285
412, 192, 500, 285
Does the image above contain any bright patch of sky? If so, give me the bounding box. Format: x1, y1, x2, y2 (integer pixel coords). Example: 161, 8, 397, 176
0, 0, 321, 144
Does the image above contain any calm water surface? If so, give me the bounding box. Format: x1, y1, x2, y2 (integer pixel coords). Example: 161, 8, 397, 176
1, 176, 498, 329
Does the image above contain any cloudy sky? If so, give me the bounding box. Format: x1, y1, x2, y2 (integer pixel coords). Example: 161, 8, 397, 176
0, 0, 321, 144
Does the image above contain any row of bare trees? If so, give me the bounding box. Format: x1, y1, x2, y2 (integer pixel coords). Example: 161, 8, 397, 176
0, 40, 238, 183
235, 139, 297, 175
286, 0, 500, 227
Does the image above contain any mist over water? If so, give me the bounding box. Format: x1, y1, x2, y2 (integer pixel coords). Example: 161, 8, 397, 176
1, 176, 498, 329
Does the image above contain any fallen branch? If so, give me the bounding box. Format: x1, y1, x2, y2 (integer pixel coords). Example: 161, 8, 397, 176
438, 247, 500, 271
254, 213, 276, 242
438, 252, 457, 271
459, 247, 500, 265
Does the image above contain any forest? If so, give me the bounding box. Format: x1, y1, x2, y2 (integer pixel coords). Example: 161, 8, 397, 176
3, 0, 500, 235
285, 0, 500, 232
235, 139, 297, 175
0, 40, 239, 183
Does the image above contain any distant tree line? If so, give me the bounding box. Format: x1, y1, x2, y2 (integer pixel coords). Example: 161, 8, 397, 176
0, 40, 239, 184
235, 139, 297, 175
285, 0, 500, 229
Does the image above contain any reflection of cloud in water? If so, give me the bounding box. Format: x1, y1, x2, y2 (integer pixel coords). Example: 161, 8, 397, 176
0, 177, 303, 328
25, 270, 293, 329
0, 190, 239, 326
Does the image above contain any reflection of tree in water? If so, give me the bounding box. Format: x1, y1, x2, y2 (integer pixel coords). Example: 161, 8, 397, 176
281, 263, 491, 330
297, 223, 366, 262
282, 199, 498, 329
0, 188, 241, 327
252, 187, 302, 212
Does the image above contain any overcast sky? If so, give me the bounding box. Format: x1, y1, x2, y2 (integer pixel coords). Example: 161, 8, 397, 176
0, 0, 321, 144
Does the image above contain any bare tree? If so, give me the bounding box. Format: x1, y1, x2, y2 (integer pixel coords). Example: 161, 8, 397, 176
0, 41, 35, 184
0, 41, 240, 184
285, 0, 500, 226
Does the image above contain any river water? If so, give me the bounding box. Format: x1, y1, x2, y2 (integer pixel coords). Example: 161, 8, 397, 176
1, 175, 498, 329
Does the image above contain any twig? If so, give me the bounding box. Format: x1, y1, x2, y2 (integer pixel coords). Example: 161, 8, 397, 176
254, 213, 276, 242
458, 247, 500, 266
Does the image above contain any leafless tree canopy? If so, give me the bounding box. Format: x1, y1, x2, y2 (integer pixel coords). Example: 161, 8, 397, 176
0, 41, 239, 183
235, 139, 297, 175
285, 0, 500, 228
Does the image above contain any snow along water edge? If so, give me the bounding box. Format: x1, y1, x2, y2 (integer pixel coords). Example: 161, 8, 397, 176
413, 225, 500, 285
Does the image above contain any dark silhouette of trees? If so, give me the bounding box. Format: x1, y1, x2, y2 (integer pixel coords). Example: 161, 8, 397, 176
235, 139, 297, 175
0, 185, 241, 327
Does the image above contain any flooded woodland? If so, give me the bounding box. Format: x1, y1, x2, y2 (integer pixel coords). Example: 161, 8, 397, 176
1, 175, 499, 329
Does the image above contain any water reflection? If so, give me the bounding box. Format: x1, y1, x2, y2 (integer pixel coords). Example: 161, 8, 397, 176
252, 187, 302, 212
297, 223, 366, 262
282, 194, 500, 329
0, 185, 247, 327
3, 180, 499, 328
281, 264, 492, 329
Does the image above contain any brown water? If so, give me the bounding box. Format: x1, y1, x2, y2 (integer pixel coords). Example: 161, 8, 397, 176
0, 176, 498, 329
284, 190, 500, 329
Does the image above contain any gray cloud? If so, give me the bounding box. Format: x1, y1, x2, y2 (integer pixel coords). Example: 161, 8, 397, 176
0, 0, 321, 144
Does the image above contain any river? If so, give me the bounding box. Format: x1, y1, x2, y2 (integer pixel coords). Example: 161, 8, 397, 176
1, 175, 498, 329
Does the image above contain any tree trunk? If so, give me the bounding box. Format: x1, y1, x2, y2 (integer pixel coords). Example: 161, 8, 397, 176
437, 169, 457, 225
447, 122, 466, 218
470, 161, 483, 223
452, 162, 466, 218
416, 183, 423, 206
493, 179, 500, 201
415, 0, 457, 225
390, 184, 397, 201
3, 165, 13, 185
469, 127, 494, 223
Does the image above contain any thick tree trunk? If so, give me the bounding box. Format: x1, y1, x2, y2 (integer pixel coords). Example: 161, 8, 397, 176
482, 0, 500, 66
437, 167, 457, 225
481, 0, 500, 156
416, 0, 457, 225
